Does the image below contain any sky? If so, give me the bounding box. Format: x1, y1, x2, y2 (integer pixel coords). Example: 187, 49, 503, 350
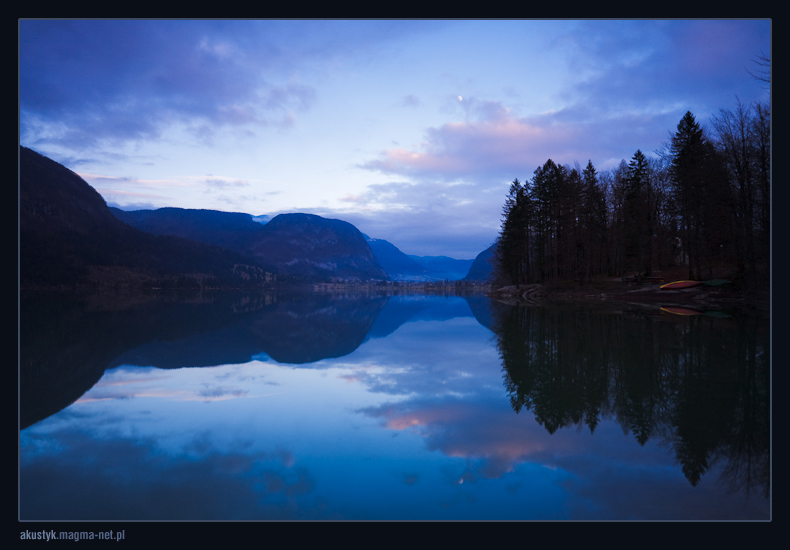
18, 19, 771, 258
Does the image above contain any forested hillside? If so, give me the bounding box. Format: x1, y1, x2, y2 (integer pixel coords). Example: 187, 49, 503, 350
494, 99, 770, 289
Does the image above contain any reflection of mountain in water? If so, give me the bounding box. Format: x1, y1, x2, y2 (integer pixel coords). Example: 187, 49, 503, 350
369, 295, 479, 339
111, 293, 391, 367
491, 302, 770, 496
20, 291, 388, 428
245, 294, 388, 364
21, 290, 492, 429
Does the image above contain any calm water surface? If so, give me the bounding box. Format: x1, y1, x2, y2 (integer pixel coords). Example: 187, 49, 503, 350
19, 290, 770, 520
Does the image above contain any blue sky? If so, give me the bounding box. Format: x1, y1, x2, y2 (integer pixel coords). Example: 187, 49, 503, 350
19, 19, 770, 258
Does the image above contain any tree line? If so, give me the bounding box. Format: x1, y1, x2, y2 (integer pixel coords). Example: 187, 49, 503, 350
494, 98, 770, 287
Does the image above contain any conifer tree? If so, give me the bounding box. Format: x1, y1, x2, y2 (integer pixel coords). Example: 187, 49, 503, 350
495, 178, 532, 285
608, 160, 630, 276
624, 150, 652, 275
670, 112, 707, 279
530, 160, 564, 282
580, 160, 607, 280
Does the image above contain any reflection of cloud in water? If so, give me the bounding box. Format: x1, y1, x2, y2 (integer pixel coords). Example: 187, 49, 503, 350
20, 428, 318, 520
361, 394, 769, 519
93, 374, 168, 387
402, 473, 419, 485
337, 319, 500, 398
76, 389, 191, 403
362, 396, 553, 480
198, 386, 250, 399
263, 470, 314, 497
77, 365, 286, 403
21, 294, 769, 520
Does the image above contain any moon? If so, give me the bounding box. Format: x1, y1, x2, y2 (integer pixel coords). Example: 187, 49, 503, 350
458, 95, 463, 101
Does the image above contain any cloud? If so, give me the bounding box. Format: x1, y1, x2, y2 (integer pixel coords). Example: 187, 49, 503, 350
80, 173, 192, 192
262, 82, 316, 113
80, 170, 267, 211
95, 189, 175, 209
360, 98, 660, 183
19, 20, 441, 155
399, 94, 421, 108
287, 182, 502, 258
358, 20, 769, 187
557, 20, 770, 122
203, 177, 252, 190
19, 20, 318, 152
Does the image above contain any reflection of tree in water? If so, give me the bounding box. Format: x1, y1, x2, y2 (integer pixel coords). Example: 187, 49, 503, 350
493, 303, 769, 495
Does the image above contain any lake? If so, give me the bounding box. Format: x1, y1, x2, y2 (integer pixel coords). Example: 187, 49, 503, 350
19, 289, 770, 521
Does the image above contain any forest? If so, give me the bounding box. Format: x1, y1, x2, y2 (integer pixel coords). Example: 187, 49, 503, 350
493, 97, 770, 289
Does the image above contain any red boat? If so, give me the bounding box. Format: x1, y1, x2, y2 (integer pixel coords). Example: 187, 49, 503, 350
660, 306, 703, 316
660, 280, 704, 290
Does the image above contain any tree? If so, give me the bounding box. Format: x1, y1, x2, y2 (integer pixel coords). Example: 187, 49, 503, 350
710, 100, 768, 280
746, 52, 770, 87
751, 101, 770, 268
623, 150, 652, 275
529, 159, 567, 282
669, 112, 708, 279
493, 100, 766, 287
560, 165, 583, 281
647, 155, 678, 270
579, 160, 607, 281
606, 160, 630, 276
494, 178, 532, 285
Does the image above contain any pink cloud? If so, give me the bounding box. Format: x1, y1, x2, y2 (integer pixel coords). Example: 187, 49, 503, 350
361, 103, 598, 181
369, 399, 563, 479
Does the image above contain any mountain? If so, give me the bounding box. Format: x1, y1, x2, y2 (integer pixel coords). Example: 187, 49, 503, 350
114, 208, 388, 282
20, 146, 273, 290
408, 255, 474, 281
463, 244, 497, 282
246, 213, 388, 281
363, 236, 474, 281
111, 207, 268, 253
364, 236, 433, 280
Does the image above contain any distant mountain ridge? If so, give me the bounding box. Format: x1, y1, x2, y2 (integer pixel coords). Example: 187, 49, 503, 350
20, 146, 273, 290
113, 208, 388, 281
21, 146, 485, 287
364, 236, 433, 280
364, 235, 475, 281
113, 206, 476, 282
111, 207, 266, 253
408, 255, 474, 281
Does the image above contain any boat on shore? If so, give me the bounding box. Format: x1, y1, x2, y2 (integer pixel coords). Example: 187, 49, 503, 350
660, 280, 704, 290
660, 306, 703, 315
661, 306, 732, 318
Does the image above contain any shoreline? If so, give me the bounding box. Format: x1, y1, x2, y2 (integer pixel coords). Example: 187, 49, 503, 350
488, 278, 770, 316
